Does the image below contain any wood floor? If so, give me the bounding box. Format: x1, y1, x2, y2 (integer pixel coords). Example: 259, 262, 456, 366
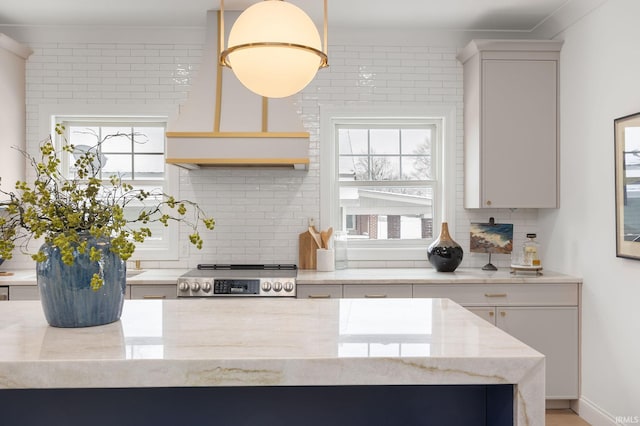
546, 409, 591, 425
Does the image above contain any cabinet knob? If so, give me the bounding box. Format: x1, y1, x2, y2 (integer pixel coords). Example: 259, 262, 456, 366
489, 311, 494, 317
500, 311, 506, 317
486, 200, 492, 206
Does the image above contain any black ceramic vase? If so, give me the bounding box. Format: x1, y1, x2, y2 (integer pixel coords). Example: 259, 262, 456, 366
427, 222, 463, 272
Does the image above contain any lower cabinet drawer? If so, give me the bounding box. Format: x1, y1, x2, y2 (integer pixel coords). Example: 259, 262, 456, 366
9, 286, 40, 300
464, 306, 496, 324
413, 283, 578, 306
343, 284, 412, 299
130, 285, 177, 300
297, 285, 343, 299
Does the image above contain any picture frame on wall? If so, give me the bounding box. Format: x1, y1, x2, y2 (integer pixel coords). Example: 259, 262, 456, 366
614, 112, 640, 259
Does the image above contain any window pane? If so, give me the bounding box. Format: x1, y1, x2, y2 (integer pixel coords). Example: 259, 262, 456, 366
370, 129, 399, 154
339, 128, 369, 155
134, 127, 165, 153
102, 153, 133, 178
401, 129, 431, 154
369, 156, 400, 180
101, 127, 133, 153
402, 156, 431, 180
339, 186, 434, 240
68, 126, 100, 147
340, 156, 368, 180
135, 155, 165, 180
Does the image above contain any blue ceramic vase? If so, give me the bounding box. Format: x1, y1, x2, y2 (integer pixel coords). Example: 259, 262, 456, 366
36, 233, 126, 328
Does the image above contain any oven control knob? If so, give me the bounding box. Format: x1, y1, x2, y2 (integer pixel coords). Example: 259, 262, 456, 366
190, 282, 201, 292
201, 281, 212, 293
178, 281, 190, 292
273, 281, 283, 292
284, 282, 294, 292
261, 281, 272, 292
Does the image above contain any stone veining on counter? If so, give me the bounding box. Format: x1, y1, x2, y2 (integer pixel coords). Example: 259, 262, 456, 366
0, 298, 544, 425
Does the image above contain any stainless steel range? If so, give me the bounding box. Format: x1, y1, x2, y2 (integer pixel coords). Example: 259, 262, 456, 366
177, 264, 297, 297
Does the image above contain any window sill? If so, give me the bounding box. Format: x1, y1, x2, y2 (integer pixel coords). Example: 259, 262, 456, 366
347, 246, 429, 262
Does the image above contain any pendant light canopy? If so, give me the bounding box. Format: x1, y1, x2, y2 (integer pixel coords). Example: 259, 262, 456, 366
220, 0, 328, 98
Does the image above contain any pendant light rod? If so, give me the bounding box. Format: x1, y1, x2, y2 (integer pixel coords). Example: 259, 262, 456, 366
323, 0, 328, 59
219, 0, 225, 66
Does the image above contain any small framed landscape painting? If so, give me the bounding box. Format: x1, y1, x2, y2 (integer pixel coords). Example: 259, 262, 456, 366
470, 220, 513, 270
470, 222, 514, 254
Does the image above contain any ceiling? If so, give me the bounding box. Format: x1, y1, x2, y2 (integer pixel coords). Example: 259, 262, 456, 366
0, 0, 605, 33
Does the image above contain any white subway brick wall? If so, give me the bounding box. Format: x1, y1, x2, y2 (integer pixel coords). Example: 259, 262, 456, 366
14, 38, 538, 270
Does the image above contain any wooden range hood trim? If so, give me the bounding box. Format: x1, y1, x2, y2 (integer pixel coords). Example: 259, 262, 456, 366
166, 131, 309, 138
166, 157, 310, 169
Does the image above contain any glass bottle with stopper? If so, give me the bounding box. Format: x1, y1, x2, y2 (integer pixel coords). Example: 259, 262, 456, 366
522, 233, 540, 267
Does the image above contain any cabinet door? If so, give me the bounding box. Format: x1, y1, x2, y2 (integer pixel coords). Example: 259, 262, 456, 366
130, 284, 177, 300
464, 306, 496, 325
297, 284, 343, 299
496, 307, 578, 399
343, 284, 412, 299
482, 59, 557, 208
10, 286, 40, 300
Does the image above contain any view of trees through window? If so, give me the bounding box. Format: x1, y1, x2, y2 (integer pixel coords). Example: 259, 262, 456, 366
337, 126, 437, 241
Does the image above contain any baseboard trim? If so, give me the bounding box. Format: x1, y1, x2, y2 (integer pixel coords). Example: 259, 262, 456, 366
573, 396, 618, 426
547, 399, 572, 409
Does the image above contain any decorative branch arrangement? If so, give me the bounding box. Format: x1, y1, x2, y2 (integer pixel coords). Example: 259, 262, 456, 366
0, 124, 215, 289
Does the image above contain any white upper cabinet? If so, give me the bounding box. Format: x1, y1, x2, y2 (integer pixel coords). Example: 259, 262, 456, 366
458, 40, 563, 208
0, 34, 32, 198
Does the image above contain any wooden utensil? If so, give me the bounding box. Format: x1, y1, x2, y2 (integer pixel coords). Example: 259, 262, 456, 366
320, 227, 333, 249
308, 226, 322, 248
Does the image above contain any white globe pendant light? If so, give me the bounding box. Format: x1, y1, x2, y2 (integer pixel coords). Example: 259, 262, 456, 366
220, 0, 328, 98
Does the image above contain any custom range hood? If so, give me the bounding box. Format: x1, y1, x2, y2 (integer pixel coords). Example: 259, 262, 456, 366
166, 11, 310, 170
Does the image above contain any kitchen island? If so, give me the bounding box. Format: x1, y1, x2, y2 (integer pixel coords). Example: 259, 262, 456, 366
0, 298, 544, 425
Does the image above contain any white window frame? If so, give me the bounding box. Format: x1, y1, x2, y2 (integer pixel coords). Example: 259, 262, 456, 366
40, 104, 180, 261
320, 105, 457, 262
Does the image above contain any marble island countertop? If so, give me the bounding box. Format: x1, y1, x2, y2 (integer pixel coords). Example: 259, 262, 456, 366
0, 298, 545, 425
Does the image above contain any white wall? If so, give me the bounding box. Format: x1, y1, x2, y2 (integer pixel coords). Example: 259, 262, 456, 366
539, 0, 640, 423
4, 26, 539, 270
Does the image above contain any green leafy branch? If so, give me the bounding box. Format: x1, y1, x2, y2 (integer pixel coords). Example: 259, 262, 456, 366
0, 123, 215, 289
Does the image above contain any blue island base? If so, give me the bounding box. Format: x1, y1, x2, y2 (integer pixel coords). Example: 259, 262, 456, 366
0, 384, 514, 426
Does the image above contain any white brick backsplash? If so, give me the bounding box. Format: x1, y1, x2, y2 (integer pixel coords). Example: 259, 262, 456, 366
13, 38, 540, 271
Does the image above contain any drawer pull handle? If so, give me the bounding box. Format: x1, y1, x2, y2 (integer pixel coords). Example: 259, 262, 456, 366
484, 293, 507, 298
364, 294, 387, 298
308, 294, 331, 299
142, 295, 167, 299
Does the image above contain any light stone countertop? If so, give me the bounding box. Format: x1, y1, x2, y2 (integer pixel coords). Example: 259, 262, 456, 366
0, 269, 190, 286
0, 298, 545, 425
297, 267, 581, 285
0, 267, 581, 286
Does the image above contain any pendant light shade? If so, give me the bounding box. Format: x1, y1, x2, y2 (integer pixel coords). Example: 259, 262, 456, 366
220, 0, 328, 98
